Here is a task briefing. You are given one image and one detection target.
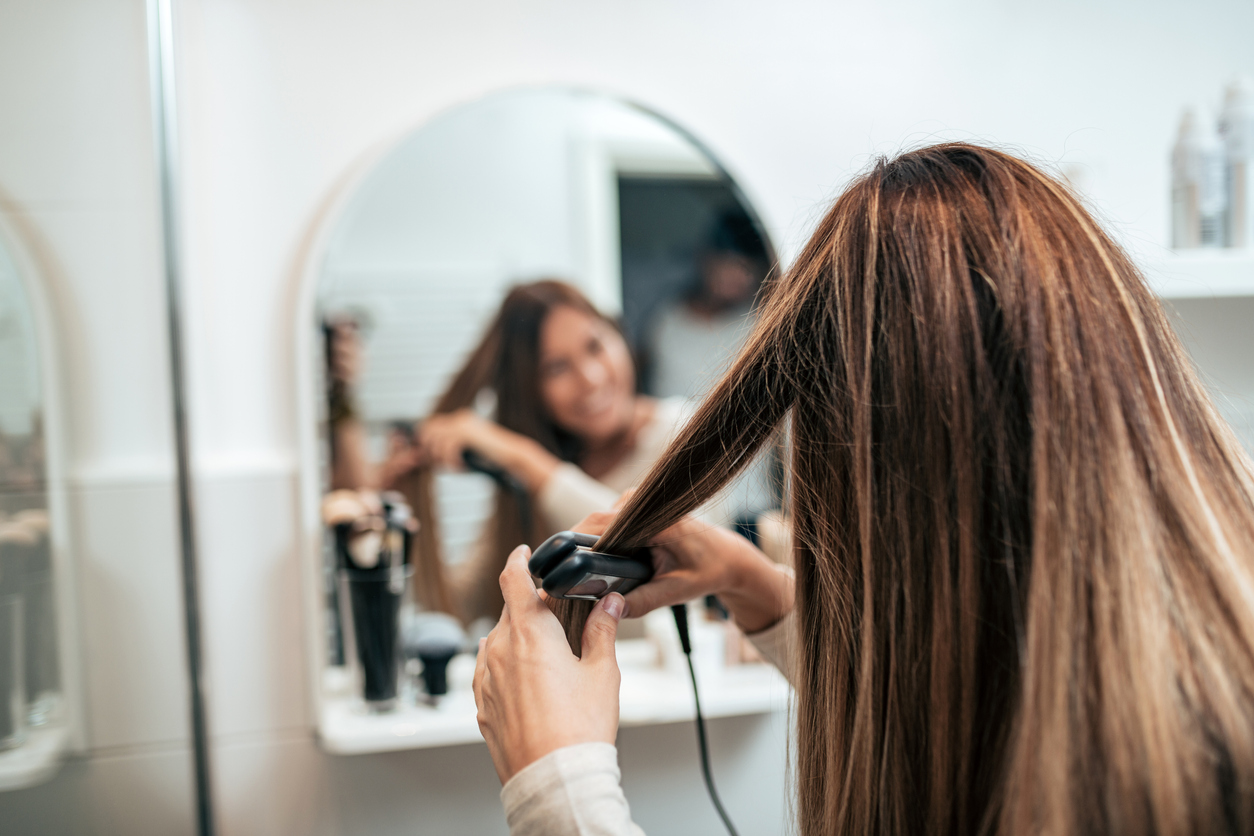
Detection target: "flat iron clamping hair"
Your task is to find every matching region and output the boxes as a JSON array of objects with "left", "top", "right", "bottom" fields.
[{"left": 529, "top": 531, "right": 653, "bottom": 600}]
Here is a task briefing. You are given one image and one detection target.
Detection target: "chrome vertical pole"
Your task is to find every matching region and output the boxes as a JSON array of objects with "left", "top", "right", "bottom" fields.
[{"left": 144, "top": 1, "right": 215, "bottom": 833}]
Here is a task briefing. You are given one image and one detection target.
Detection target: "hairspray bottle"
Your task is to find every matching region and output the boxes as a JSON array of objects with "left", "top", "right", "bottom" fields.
[
  {"left": 1173, "top": 106, "right": 1229, "bottom": 249},
  {"left": 1220, "top": 77, "right": 1254, "bottom": 248}
]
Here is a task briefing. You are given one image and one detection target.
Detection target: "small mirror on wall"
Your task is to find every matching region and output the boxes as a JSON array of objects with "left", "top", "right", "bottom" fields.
[
  {"left": 0, "top": 225, "right": 77, "bottom": 790},
  {"left": 306, "top": 88, "right": 778, "bottom": 722}
]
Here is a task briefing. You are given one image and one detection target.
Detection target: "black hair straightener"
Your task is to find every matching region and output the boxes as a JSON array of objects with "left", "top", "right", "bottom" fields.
[
  {"left": 528, "top": 531, "right": 653, "bottom": 600},
  {"left": 530, "top": 528, "right": 741, "bottom": 836},
  {"left": 461, "top": 448, "right": 534, "bottom": 536}
]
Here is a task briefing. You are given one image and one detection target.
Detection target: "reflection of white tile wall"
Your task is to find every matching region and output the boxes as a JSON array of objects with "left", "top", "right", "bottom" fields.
[
  {"left": 321, "top": 267, "right": 507, "bottom": 422},
  {"left": 433, "top": 472, "right": 495, "bottom": 565}
]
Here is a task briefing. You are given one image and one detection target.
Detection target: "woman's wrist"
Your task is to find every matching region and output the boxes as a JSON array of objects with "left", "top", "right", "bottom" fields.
[
  {"left": 718, "top": 544, "right": 794, "bottom": 634},
  {"left": 482, "top": 425, "right": 560, "bottom": 493}
]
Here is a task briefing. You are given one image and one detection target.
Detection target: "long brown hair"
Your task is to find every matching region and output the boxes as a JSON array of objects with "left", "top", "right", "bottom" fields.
[
  {"left": 407, "top": 280, "right": 619, "bottom": 621},
  {"left": 567, "top": 144, "right": 1254, "bottom": 834}
]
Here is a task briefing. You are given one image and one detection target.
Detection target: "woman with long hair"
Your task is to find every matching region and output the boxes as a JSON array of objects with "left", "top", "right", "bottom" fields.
[
  {"left": 397, "top": 279, "right": 721, "bottom": 621},
  {"left": 473, "top": 143, "right": 1254, "bottom": 835}
]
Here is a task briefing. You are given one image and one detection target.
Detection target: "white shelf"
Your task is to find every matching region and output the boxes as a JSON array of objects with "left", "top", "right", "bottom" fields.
[
  {"left": 319, "top": 633, "right": 791, "bottom": 756},
  {"left": 0, "top": 725, "right": 68, "bottom": 792},
  {"left": 1145, "top": 251, "right": 1254, "bottom": 298}
]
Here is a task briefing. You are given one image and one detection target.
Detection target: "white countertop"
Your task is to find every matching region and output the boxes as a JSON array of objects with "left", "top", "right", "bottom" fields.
[
  {"left": 319, "top": 621, "right": 791, "bottom": 755},
  {"left": 0, "top": 725, "right": 68, "bottom": 792},
  {"left": 1145, "top": 251, "right": 1254, "bottom": 298}
]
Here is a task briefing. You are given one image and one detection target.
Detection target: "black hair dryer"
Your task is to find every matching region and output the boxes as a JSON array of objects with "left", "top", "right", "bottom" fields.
[{"left": 334, "top": 492, "right": 414, "bottom": 712}]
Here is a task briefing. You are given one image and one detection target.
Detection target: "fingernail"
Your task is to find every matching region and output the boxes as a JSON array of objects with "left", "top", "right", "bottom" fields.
[{"left": 600, "top": 593, "right": 624, "bottom": 620}]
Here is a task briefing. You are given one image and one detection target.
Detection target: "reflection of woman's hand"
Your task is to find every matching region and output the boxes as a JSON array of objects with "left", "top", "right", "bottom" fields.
[
  {"left": 376, "top": 430, "right": 425, "bottom": 489},
  {"left": 572, "top": 511, "right": 794, "bottom": 634},
  {"left": 319, "top": 489, "right": 388, "bottom": 568},
  {"left": 417, "top": 409, "right": 496, "bottom": 470},
  {"left": 473, "top": 545, "right": 624, "bottom": 784},
  {"left": 416, "top": 409, "right": 560, "bottom": 492}
]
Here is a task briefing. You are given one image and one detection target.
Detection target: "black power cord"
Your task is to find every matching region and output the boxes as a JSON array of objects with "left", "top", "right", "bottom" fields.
[{"left": 670, "top": 604, "right": 740, "bottom": 836}]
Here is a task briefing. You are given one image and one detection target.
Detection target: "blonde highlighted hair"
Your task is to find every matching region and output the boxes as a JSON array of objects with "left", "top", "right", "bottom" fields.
[{"left": 554, "top": 144, "right": 1254, "bottom": 835}]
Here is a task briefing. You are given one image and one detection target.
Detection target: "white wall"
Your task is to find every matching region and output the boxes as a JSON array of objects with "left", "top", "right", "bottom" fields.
[
  {"left": 1, "top": 0, "right": 1252, "bottom": 833},
  {"left": 0, "top": 1, "right": 196, "bottom": 833}
]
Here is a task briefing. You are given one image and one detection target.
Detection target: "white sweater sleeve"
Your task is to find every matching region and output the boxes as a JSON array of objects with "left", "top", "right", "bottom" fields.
[
  {"left": 501, "top": 742, "right": 646, "bottom": 836},
  {"left": 537, "top": 459, "right": 728, "bottom": 532},
  {"left": 499, "top": 610, "right": 797, "bottom": 835},
  {"left": 744, "top": 607, "right": 796, "bottom": 684},
  {"left": 536, "top": 463, "right": 623, "bottom": 530}
]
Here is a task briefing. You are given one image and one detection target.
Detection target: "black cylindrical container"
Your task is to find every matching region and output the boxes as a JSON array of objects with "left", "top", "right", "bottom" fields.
[
  {"left": 334, "top": 492, "right": 414, "bottom": 711},
  {"left": 343, "top": 565, "right": 403, "bottom": 709}
]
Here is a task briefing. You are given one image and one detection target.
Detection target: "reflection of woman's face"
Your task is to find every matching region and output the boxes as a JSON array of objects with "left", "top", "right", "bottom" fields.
[{"left": 538, "top": 305, "right": 636, "bottom": 445}]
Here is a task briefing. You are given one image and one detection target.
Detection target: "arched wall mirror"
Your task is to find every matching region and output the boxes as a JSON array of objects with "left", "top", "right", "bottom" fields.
[
  {"left": 0, "top": 221, "right": 81, "bottom": 789},
  {"left": 299, "top": 88, "right": 786, "bottom": 751}
]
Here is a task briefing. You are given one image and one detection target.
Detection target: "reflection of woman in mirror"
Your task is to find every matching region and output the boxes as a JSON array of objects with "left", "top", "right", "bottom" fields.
[
  {"left": 401, "top": 280, "right": 720, "bottom": 623},
  {"left": 475, "top": 144, "right": 1254, "bottom": 836}
]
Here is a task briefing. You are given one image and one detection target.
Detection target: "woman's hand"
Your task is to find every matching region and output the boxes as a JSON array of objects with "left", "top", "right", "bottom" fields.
[
  {"left": 416, "top": 409, "right": 560, "bottom": 492},
  {"left": 417, "top": 409, "right": 497, "bottom": 470},
  {"left": 572, "top": 512, "right": 794, "bottom": 634},
  {"left": 473, "top": 544, "right": 625, "bottom": 785},
  {"left": 375, "top": 429, "right": 425, "bottom": 489}
]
